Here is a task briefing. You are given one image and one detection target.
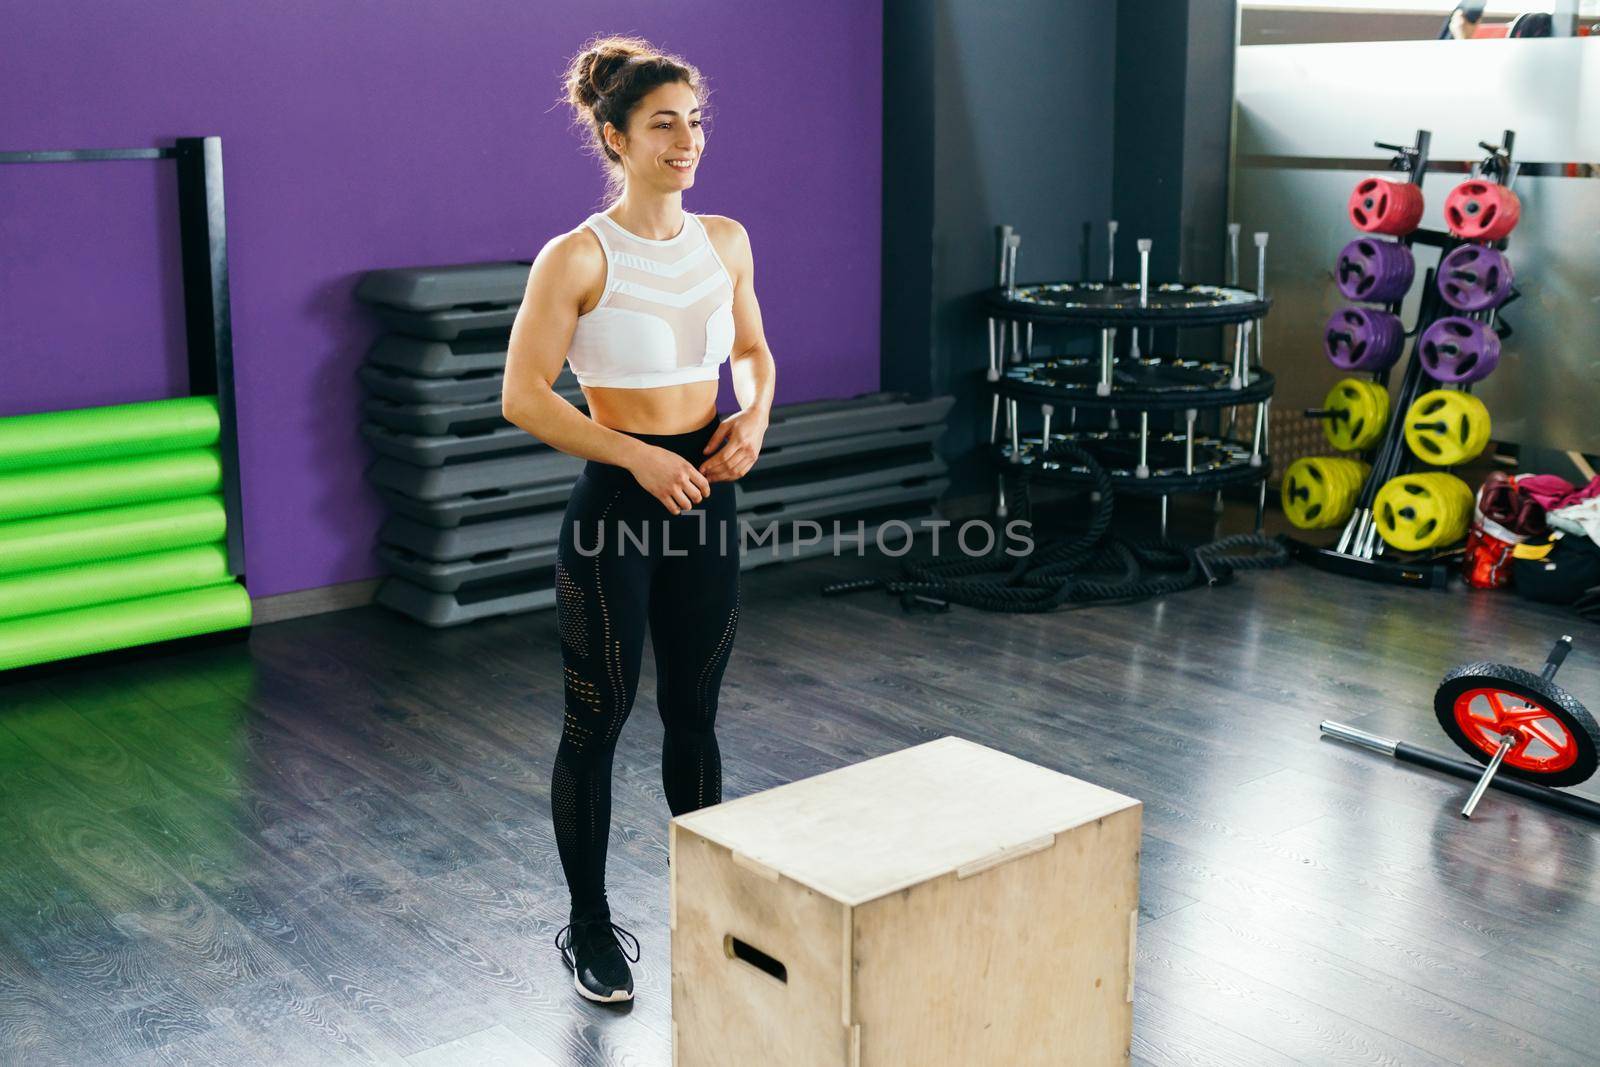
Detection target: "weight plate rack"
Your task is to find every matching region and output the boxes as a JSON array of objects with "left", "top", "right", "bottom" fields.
[
  {"left": 1288, "top": 128, "right": 1523, "bottom": 589},
  {"left": 982, "top": 219, "right": 1276, "bottom": 534}
]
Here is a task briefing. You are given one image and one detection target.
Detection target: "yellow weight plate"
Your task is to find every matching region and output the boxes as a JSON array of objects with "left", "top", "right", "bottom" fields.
[
  {"left": 1373, "top": 472, "right": 1472, "bottom": 552},
  {"left": 1281, "top": 457, "right": 1371, "bottom": 530},
  {"left": 1404, "top": 390, "right": 1491, "bottom": 466},
  {"left": 1323, "top": 379, "right": 1390, "bottom": 452}
]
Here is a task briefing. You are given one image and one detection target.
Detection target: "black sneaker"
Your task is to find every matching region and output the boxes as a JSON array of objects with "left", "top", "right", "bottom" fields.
[{"left": 555, "top": 917, "right": 641, "bottom": 1003}]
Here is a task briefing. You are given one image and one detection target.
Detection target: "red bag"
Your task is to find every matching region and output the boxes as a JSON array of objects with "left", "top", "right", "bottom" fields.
[
  {"left": 1462, "top": 473, "right": 1545, "bottom": 590},
  {"left": 1462, "top": 525, "right": 1517, "bottom": 589}
]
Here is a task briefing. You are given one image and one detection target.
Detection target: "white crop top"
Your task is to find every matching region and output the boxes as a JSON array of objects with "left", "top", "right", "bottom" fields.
[{"left": 566, "top": 211, "right": 736, "bottom": 389}]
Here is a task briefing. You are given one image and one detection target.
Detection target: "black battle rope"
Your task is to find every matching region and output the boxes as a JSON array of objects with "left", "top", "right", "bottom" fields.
[{"left": 819, "top": 439, "right": 1290, "bottom": 613}]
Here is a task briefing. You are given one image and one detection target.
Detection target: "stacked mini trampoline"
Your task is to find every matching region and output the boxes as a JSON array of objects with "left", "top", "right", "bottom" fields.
[
  {"left": 356, "top": 259, "right": 954, "bottom": 625},
  {"left": 983, "top": 222, "right": 1275, "bottom": 534}
]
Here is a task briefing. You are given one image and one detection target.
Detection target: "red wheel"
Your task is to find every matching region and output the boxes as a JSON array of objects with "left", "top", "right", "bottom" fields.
[
  {"left": 1348, "top": 177, "right": 1425, "bottom": 235},
  {"left": 1435, "top": 663, "right": 1600, "bottom": 787}
]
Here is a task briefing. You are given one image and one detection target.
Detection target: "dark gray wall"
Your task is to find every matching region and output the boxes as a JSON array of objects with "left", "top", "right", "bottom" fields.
[
  {"left": 1113, "top": 0, "right": 1238, "bottom": 288},
  {"left": 881, "top": 0, "right": 937, "bottom": 398},
  {"left": 885, "top": 0, "right": 1118, "bottom": 503},
  {"left": 1181, "top": 2, "right": 1241, "bottom": 290},
  {"left": 1111, "top": 0, "right": 1190, "bottom": 285},
  {"left": 884, "top": 0, "right": 1235, "bottom": 505}
]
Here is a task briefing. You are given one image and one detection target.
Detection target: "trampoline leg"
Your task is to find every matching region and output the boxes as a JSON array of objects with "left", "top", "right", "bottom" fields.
[
  {"left": 1135, "top": 411, "right": 1150, "bottom": 480},
  {"left": 1184, "top": 409, "right": 1196, "bottom": 475}
]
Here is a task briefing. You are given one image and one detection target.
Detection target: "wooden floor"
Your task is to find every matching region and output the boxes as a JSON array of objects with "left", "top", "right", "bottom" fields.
[{"left": 2, "top": 528, "right": 1598, "bottom": 1065}]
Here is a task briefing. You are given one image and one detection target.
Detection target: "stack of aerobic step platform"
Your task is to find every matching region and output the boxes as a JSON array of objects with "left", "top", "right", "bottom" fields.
[{"left": 356, "top": 259, "right": 952, "bottom": 627}]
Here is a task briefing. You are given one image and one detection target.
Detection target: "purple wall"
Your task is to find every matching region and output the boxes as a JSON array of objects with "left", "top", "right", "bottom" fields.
[{"left": 1, "top": 2, "right": 882, "bottom": 598}]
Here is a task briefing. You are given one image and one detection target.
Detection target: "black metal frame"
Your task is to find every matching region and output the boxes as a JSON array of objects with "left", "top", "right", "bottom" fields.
[
  {"left": 1291, "top": 129, "right": 1518, "bottom": 589},
  {"left": 0, "top": 138, "right": 250, "bottom": 676}
]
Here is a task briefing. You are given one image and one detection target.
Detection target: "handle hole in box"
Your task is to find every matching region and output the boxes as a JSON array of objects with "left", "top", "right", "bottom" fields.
[{"left": 724, "top": 934, "right": 787, "bottom": 984}]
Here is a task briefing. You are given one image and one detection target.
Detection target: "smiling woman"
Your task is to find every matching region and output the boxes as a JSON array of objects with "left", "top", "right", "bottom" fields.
[{"left": 494, "top": 33, "right": 778, "bottom": 1007}]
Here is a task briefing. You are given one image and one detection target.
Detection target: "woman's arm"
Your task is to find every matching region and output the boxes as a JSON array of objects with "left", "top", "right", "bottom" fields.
[
  {"left": 724, "top": 219, "right": 775, "bottom": 418},
  {"left": 501, "top": 233, "right": 650, "bottom": 468},
  {"left": 700, "top": 218, "right": 775, "bottom": 482}
]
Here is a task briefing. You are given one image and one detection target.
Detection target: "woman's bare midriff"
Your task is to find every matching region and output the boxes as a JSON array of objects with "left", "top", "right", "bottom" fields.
[{"left": 580, "top": 380, "right": 719, "bottom": 436}]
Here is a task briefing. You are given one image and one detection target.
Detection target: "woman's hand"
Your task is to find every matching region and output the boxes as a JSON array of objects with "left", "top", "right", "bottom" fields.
[
  {"left": 699, "top": 408, "right": 769, "bottom": 483},
  {"left": 630, "top": 445, "right": 712, "bottom": 515}
]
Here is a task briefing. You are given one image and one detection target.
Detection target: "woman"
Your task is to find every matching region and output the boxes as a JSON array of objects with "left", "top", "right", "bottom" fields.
[{"left": 501, "top": 36, "right": 775, "bottom": 1004}]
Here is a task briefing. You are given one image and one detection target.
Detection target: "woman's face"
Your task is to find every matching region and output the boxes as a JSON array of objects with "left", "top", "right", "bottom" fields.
[{"left": 606, "top": 81, "right": 705, "bottom": 192}]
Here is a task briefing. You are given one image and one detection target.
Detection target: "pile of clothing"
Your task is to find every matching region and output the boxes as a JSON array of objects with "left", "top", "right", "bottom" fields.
[{"left": 1465, "top": 472, "right": 1600, "bottom": 621}]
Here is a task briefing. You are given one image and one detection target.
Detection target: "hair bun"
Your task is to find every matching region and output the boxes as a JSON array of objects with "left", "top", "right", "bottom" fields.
[
  {"left": 587, "top": 42, "right": 643, "bottom": 97},
  {"left": 561, "top": 35, "right": 707, "bottom": 201}
]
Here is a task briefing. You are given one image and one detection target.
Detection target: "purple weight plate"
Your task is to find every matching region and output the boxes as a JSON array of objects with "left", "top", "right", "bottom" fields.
[
  {"left": 1418, "top": 316, "right": 1501, "bottom": 383},
  {"left": 1437, "top": 244, "right": 1514, "bottom": 312},
  {"left": 1335, "top": 238, "right": 1415, "bottom": 303},
  {"left": 1323, "top": 306, "right": 1404, "bottom": 372}
]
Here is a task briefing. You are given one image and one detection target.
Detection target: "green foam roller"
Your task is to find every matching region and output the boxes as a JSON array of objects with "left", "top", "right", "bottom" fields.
[
  {"left": 0, "top": 545, "right": 233, "bottom": 621},
  {"left": 0, "top": 397, "right": 220, "bottom": 472},
  {"left": 0, "top": 583, "right": 252, "bottom": 671},
  {"left": 0, "top": 496, "right": 226, "bottom": 576},
  {"left": 0, "top": 448, "right": 222, "bottom": 521}
]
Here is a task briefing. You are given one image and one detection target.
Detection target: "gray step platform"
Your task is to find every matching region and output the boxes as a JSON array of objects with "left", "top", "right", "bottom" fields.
[
  {"left": 360, "top": 364, "right": 504, "bottom": 404},
  {"left": 364, "top": 397, "right": 507, "bottom": 437},
  {"left": 356, "top": 261, "right": 531, "bottom": 312},
  {"left": 371, "top": 304, "right": 517, "bottom": 341},
  {"left": 377, "top": 479, "right": 576, "bottom": 528},
  {"left": 363, "top": 386, "right": 588, "bottom": 436},
  {"left": 366, "top": 336, "right": 508, "bottom": 377},
  {"left": 380, "top": 470, "right": 951, "bottom": 565},
  {"left": 371, "top": 449, "right": 943, "bottom": 528},
  {"left": 377, "top": 542, "right": 560, "bottom": 593},
  {"left": 738, "top": 480, "right": 949, "bottom": 571},
  {"left": 737, "top": 448, "right": 945, "bottom": 510},
  {"left": 364, "top": 417, "right": 939, "bottom": 482},
  {"left": 358, "top": 364, "right": 582, "bottom": 406},
  {"left": 375, "top": 571, "right": 557, "bottom": 628},
  {"left": 379, "top": 506, "right": 568, "bottom": 561},
  {"left": 362, "top": 394, "right": 949, "bottom": 452},
  {"left": 365, "top": 449, "right": 584, "bottom": 501},
  {"left": 361, "top": 422, "right": 544, "bottom": 467},
  {"left": 374, "top": 480, "right": 948, "bottom": 626},
  {"left": 762, "top": 393, "right": 954, "bottom": 448},
  {"left": 740, "top": 477, "right": 948, "bottom": 527},
  {"left": 754, "top": 422, "right": 944, "bottom": 473}
]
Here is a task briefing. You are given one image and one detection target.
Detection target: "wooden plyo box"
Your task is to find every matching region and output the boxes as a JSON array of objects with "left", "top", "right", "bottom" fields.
[{"left": 669, "top": 735, "right": 1142, "bottom": 1067}]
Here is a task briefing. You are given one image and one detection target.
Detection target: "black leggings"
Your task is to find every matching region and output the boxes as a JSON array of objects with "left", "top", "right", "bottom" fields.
[{"left": 551, "top": 413, "right": 740, "bottom": 920}]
